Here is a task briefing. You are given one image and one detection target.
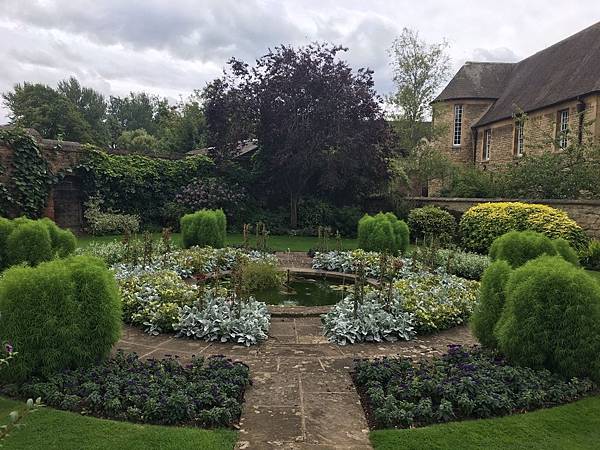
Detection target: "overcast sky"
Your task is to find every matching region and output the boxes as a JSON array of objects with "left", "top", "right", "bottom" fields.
[{"left": 0, "top": 0, "right": 599, "bottom": 123}]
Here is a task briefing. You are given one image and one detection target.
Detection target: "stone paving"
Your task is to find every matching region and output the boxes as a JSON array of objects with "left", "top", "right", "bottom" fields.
[{"left": 116, "top": 320, "right": 477, "bottom": 450}]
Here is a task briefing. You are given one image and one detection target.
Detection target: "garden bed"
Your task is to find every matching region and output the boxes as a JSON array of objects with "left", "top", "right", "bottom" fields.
[{"left": 352, "top": 345, "right": 596, "bottom": 430}]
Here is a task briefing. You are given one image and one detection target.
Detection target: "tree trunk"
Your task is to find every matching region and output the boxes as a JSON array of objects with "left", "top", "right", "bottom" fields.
[{"left": 290, "top": 192, "right": 299, "bottom": 228}]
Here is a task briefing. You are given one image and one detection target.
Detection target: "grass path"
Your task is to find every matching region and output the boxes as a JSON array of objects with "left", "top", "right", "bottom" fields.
[
  {"left": 370, "top": 395, "right": 600, "bottom": 450},
  {"left": 77, "top": 232, "right": 357, "bottom": 252},
  {"left": 0, "top": 397, "right": 237, "bottom": 450}
]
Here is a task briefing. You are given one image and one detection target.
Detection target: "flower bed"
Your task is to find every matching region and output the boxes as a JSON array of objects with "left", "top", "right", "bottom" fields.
[
  {"left": 354, "top": 345, "right": 595, "bottom": 429},
  {"left": 312, "top": 250, "right": 419, "bottom": 278},
  {"left": 13, "top": 352, "right": 250, "bottom": 428}
]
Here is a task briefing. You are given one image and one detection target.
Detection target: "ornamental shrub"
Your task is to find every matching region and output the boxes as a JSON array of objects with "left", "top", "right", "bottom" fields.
[
  {"left": 408, "top": 206, "right": 456, "bottom": 244},
  {"left": 241, "top": 260, "right": 283, "bottom": 292},
  {"left": 6, "top": 220, "right": 53, "bottom": 267},
  {"left": 552, "top": 238, "right": 580, "bottom": 266},
  {"left": 0, "top": 256, "right": 121, "bottom": 382},
  {"left": 181, "top": 209, "right": 226, "bottom": 249},
  {"left": 357, "top": 212, "right": 409, "bottom": 255},
  {"left": 459, "top": 202, "right": 588, "bottom": 253},
  {"left": 489, "top": 231, "right": 556, "bottom": 268},
  {"left": 3, "top": 217, "right": 77, "bottom": 269},
  {"left": 470, "top": 260, "right": 512, "bottom": 348},
  {"left": 495, "top": 256, "right": 600, "bottom": 381}
]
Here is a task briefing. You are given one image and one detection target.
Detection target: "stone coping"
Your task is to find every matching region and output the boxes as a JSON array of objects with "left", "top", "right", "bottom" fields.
[{"left": 406, "top": 196, "right": 600, "bottom": 206}]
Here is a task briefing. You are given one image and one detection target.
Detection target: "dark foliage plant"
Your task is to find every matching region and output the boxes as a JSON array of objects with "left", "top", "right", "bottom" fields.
[
  {"left": 14, "top": 352, "right": 251, "bottom": 428},
  {"left": 581, "top": 240, "right": 600, "bottom": 271},
  {"left": 496, "top": 256, "right": 600, "bottom": 382},
  {"left": 176, "top": 177, "right": 246, "bottom": 218},
  {"left": 353, "top": 345, "right": 595, "bottom": 430},
  {"left": 0, "top": 255, "right": 121, "bottom": 382}
]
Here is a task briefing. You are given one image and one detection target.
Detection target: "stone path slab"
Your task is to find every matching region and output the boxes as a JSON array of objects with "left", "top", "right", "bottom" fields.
[{"left": 116, "top": 318, "right": 477, "bottom": 450}]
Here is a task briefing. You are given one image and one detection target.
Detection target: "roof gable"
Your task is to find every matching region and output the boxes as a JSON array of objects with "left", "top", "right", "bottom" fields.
[{"left": 433, "top": 62, "right": 514, "bottom": 102}]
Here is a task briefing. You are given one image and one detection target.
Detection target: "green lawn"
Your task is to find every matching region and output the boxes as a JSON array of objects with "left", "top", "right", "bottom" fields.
[
  {"left": 77, "top": 232, "right": 357, "bottom": 252},
  {"left": 370, "top": 395, "right": 600, "bottom": 450},
  {"left": 0, "top": 397, "right": 237, "bottom": 450}
]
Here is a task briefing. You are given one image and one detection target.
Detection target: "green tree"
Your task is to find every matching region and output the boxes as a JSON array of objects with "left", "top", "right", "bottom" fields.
[
  {"left": 116, "top": 128, "right": 161, "bottom": 154},
  {"left": 388, "top": 28, "right": 450, "bottom": 148},
  {"left": 2, "top": 82, "right": 93, "bottom": 143},
  {"left": 57, "top": 77, "right": 109, "bottom": 145}
]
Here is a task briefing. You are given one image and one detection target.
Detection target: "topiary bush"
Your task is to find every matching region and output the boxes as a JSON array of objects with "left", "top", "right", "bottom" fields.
[
  {"left": 0, "top": 255, "right": 121, "bottom": 382},
  {"left": 6, "top": 220, "right": 53, "bottom": 267},
  {"left": 181, "top": 209, "right": 226, "bottom": 249},
  {"left": 357, "top": 212, "right": 409, "bottom": 255},
  {"left": 552, "top": 238, "right": 580, "bottom": 266},
  {"left": 408, "top": 205, "right": 456, "bottom": 244},
  {"left": 470, "top": 260, "right": 512, "bottom": 348},
  {"left": 495, "top": 256, "right": 600, "bottom": 381},
  {"left": 1, "top": 217, "right": 77, "bottom": 270},
  {"left": 489, "top": 231, "right": 556, "bottom": 268},
  {"left": 459, "top": 202, "right": 589, "bottom": 253}
]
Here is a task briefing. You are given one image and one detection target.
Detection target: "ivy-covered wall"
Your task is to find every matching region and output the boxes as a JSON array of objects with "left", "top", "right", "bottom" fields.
[{"left": 0, "top": 128, "right": 214, "bottom": 230}]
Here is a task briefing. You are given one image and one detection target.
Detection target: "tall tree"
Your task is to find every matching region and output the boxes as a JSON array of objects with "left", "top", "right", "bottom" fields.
[
  {"left": 57, "top": 77, "right": 109, "bottom": 145},
  {"left": 2, "top": 82, "right": 94, "bottom": 143},
  {"left": 204, "top": 43, "right": 391, "bottom": 227},
  {"left": 107, "top": 92, "right": 167, "bottom": 145},
  {"left": 388, "top": 28, "right": 450, "bottom": 148}
]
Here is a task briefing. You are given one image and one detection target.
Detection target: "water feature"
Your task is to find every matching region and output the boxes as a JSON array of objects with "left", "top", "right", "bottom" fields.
[{"left": 256, "top": 276, "right": 348, "bottom": 306}]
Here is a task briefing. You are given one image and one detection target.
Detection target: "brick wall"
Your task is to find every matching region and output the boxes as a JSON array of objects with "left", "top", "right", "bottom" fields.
[{"left": 406, "top": 196, "right": 600, "bottom": 239}]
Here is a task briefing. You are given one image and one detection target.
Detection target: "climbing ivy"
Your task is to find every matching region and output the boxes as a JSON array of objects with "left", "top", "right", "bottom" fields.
[
  {"left": 0, "top": 128, "right": 53, "bottom": 217},
  {"left": 76, "top": 146, "right": 214, "bottom": 225}
]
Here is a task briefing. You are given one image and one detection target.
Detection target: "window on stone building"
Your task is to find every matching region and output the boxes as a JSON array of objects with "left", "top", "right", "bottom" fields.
[
  {"left": 558, "top": 109, "right": 569, "bottom": 149},
  {"left": 453, "top": 104, "right": 463, "bottom": 146},
  {"left": 515, "top": 121, "right": 524, "bottom": 156},
  {"left": 483, "top": 129, "right": 492, "bottom": 161}
]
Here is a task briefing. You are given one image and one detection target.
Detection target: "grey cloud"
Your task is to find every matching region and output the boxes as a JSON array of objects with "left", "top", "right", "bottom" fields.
[{"left": 471, "top": 47, "right": 521, "bottom": 63}]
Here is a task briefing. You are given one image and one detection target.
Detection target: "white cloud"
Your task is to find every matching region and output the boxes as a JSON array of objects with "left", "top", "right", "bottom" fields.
[{"left": 0, "top": 0, "right": 599, "bottom": 122}]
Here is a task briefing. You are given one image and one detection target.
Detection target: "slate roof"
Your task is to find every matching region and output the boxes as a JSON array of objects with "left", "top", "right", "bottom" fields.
[{"left": 435, "top": 21, "right": 600, "bottom": 127}]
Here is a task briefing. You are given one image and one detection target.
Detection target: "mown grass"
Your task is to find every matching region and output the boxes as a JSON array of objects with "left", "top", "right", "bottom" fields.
[
  {"left": 76, "top": 232, "right": 357, "bottom": 252},
  {"left": 370, "top": 395, "right": 600, "bottom": 450},
  {"left": 0, "top": 397, "right": 237, "bottom": 450}
]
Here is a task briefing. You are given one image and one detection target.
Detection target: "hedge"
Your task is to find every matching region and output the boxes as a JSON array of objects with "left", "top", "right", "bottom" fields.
[
  {"left": 181, "top": 209, "right": 227, "bottom": 249},
  {"left": 0, "top": 255, "right": 121, "bottom": 382},
  {"left": 459, "top": 202, "right": 588, "bottom": 253},
  {"left": 357, "top": 212, "right": 409, "bottom": 255},
  {"left": 495, "top": 256, "right": 600, "bottom": 382}
]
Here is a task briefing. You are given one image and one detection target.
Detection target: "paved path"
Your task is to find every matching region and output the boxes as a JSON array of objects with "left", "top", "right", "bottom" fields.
[{"left": 117, "top": 320, "right": 476, "bottom": 450}]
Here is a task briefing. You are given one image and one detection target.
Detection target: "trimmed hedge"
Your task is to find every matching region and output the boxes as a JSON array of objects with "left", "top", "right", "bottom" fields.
[
  {"left": 1, "top": 216, "right": 77, "bottom": 270},
  {"left": 459, "top": 202, "right": 588, "bottom": 253},
  {"left": 470, "top": 260, "right": 512, "bottom": 348},
  {"left": 180, "top": 209, "right": 226, "bottom": 249},
  {"left": 0, "top": 255, "right": 121, "bottom": 382},
  {"left": 357, "top": 212, "right": 409, "bottom": 255},
  {"left": 489, "top": 231, "right": 580, "bottom": 268},
  {"left": 408, "top": 205, "right": 456, "bottom": 244},
  {"left": 496, "top": 256, "right": 600, "bottom": 381}
]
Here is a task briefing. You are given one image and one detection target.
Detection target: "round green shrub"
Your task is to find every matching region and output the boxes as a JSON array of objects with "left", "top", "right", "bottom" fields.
[
  {"left": 470, "top": 260, "right": 512, "bottom": 348},
  {"left": 241, "top": 261, "right": 283, "bottom": 292},
  {"left": 552, "top": 238, "right": 579, "bottom": 266},
  {"left": 6, "top": 221, "right": 53, "bottom": 266},
  {"left": 408, "top": 205, "right": 456, "bottom": 244},
  {"left": 459, "top": 202, "right": 589, "bottom": 253},
  {"left": 489, "top": 231, "right": 556, "bottom": 268},
  {"left": 581, "top": 240, "right": 600, "bottom": 271},
  {"left": 357, "top": 212, "right": 409, "bottom": 255},
  {"left": 41, "top": 217, "right": 77, "bottom": 257},
  {"left": 0, "top": 256, "right": 121, "bottom": 382},
  {"left": 495, "top": 256, "right": 600, "bottom": 381},
  {"left": 181, "top": 209, "right": 227, "bottom": 249}
]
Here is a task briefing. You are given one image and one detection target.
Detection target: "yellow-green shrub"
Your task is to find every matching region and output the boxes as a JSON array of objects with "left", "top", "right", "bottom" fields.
[
  {"left": 459, "top": 202, "right": 588, "bottom": 253},
  {"left": 180, "top": 209, "right": 226, "bottom": 249},
  {"left": 357, "top": 212, "right": 409, "bottom": 255}
]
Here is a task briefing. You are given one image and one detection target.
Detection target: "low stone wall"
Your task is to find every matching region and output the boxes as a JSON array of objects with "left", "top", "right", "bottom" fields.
[{"left": 406, "top": 197, "right": 600, "bottom": 239}]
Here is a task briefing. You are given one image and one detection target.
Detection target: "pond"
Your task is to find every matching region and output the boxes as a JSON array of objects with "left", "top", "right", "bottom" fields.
[{"left": 256, "top": 277, "right": 348, "bottom": 307}]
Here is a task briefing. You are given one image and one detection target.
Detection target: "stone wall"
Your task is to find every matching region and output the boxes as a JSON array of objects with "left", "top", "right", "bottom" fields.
[{"left": 405, "top": 196, "right": 600, "bottom": 239}]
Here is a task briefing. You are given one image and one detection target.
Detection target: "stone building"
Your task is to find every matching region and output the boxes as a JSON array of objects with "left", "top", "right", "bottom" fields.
[{"left": 432, "top": 21, "right": 600, "bottom": 171}]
